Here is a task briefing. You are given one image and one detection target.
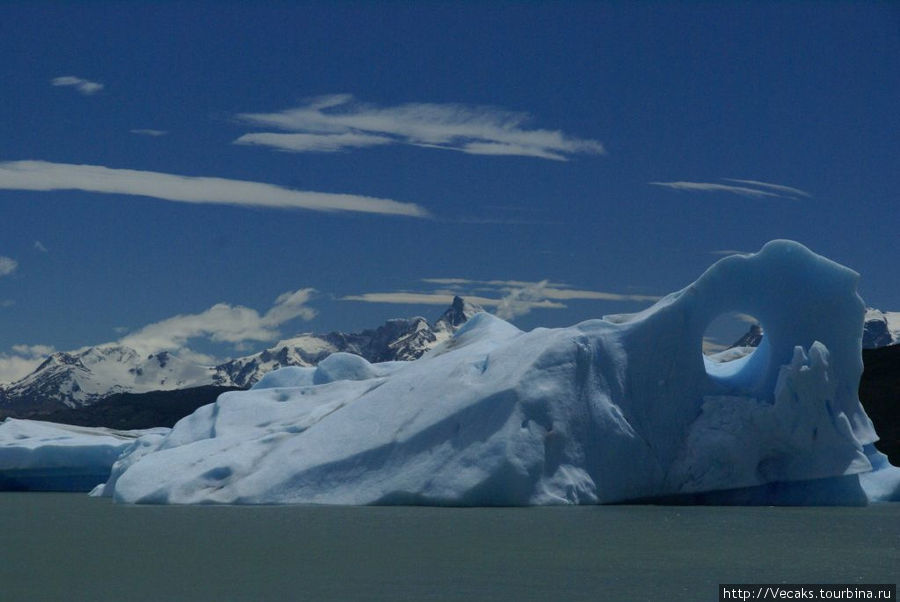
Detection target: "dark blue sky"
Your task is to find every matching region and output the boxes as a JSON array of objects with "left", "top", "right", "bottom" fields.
[{"left": 0, "top": 2, "right": 897, "bottom": 378}]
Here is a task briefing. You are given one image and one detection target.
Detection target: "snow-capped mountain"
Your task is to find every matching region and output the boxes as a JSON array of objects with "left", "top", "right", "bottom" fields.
[
  {"left": 863, "top": 308, "right": 900, "bottom": 349},
  {"left": 1, "top": 297, "right": 483, "bottom": 409},
  {"left": 3, "top": 347, "right": 217, "bottom": 408},
  {"left": 214, "top": 295, "right": 482, "bottom": 387}
]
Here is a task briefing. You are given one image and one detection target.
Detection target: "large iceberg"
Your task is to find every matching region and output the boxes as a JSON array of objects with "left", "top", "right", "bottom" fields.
[{"left": 89, "top": 240, "right": 897, "bottom": 505}]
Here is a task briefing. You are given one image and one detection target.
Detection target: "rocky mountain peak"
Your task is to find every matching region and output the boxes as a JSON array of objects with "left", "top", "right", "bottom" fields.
[{"left": 435, "top": 296, "right": 484, "bottom": 331}]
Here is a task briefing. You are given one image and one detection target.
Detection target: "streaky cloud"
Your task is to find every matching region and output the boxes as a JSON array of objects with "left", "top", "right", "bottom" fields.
[
  {"left": 0, "top": 256, "right": 17, "bottom": 277},
  {"left": 421, "top": 278, "right": 570, "bottom": 288},
  {"left": 343, "top": 277, "right": 658, "bottom": 321},
  {"left": 235, "top": 132, "right": 394, "bottom": 152},
  {"left": 459, "top": 142, "right": 567, "bottom": 161},
  {"left": 340, "top": 292, "right": 565, "bottom": 311},
  {"left": 0, "top": 160, "right": 430, "bottom": 218},
  {"left": 235, "top": 94, "right": 606, "bottom": 161},
  {"left": 722, "top": 178, "right": 811, "bottom": 198},
  {"left": 420, "top": 278, "right": 660, "bottom": 302},
  {"left": 650, "top": 178, "right": 809, "bottom": 200},
  {"left": 51, "top": 75, "right": 103, "bottom": 95},
  {"left": 130, "top": 129, "right": 168, "bottom": 137},
  {"left": 710, "top": 249, "right": 750, "bottom": 256},
  {"left": 119, "top": 288, "right": 318, "bottom": 356},
  {"left": 649, "top": 181, "right": 783, "bottom": 199}
]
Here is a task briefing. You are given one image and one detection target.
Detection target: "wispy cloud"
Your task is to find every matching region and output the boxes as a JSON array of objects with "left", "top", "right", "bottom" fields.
[
  {"left": 1, "top": 299, "right": 14, "bottom": 308},
  {"left": 118, "top": 288, "right": 318, "bottom": 356},
  {"left": 721, "top": 179, "right": 811, "bottom": 198},
  {"left": 234, "top": 94, "right": 606, "bottom": 161},
  {"left": 649, "top": 179, "right": 810, "bottom": 200},
  {"left": 34, "top": 241, "right": 48, "bottom": 253},
  {"left": 0, "top": 344, "right": 55, "bottom": 383},
  {"left": 493, "top": 281, "right": 556, "bottom": 319},
  {"left": 0, "top": 256, "right": 17, "bottom": 277},
  {"left": 709, "top": 249, "right": 749, "bottom": 256},
  {"left": 421, "top": 278, "right": 660, "bottom": 303},
  {"left": 343, "top": 277, "right": 659, "bottom": 321},
  {"left": 0, "top": 160, "right": 429, "bottom": 218},
  {"left": 650, "top": 181, "right": 781, "bottom": 199},
  {"left": 236, "top": 132, "right": 393, "bottom": 153},
  {"left": 130, "top": 129, "right": 168, "bottom": 137},
  {"left": 340, "top": 292, "right": 565, "bottom": 313},
  {"left": 51, "top": 75, "right": 104, "bottom": 95},
  {"left": 12, "top": 344, "right": 55, "bottom": 356},
  {"left": 0, "top": 290, "right": 320, "bottom": 382},
  {"left": 422, "top": 278, "right": 567, "bottom": 288}
]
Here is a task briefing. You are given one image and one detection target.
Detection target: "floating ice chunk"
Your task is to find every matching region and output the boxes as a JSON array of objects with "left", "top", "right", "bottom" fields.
[
  {"left": 0, "top": 418, "right": 168, "bottom": 491},
  {"left": 103, "top": 241, "right": 886, "bottom": 505}
]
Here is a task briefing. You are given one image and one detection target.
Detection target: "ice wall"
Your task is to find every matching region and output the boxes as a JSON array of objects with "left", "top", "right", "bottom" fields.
[
  {"left": 95, "top": 241, "right": 892, "bottom": 505},
  {"left": 0, "top": 419, "right": 167, "bottom": 491}
]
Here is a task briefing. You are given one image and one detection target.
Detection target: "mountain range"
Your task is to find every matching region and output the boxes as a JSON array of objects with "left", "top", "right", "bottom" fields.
[{"left": 0, "top": 296, "right": 482, "bottom": 412}]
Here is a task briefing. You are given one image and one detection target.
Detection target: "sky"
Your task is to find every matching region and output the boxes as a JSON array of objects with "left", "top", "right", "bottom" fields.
[{"left": 0, "top": 1, "right": 898, "bottom": 381}]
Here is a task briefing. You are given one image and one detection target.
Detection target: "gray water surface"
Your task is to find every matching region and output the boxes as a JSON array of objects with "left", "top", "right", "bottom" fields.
[{"left": 1, "top": 493, "right": 896, "bottom": 601}]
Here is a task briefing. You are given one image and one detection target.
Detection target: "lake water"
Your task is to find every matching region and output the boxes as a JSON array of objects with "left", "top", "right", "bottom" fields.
[{"left": 1, "top": 493, "right": 896, "bottom": 601}]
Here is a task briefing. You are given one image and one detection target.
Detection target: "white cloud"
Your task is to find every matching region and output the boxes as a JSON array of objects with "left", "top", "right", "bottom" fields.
[
  {"left": 342, "top": 292, "right": 478, "bottom": 305},
  {"left": 51, "top": 75, "right": 104, "bottom": 95},
  {"left": 0, "top": 256, "right": 17, "bottom": 277},
  {"left": 0, "top": 344, "right": 55, "bottom": 384},
  {"left": 420, "top": 278, "right": 660, "bottom": 302},
  {"left": 341, "top": 292, "right": 565, "bottom": 312},
  {"left": 130, "top": 129, "right": 168, "bottom": 137},
  {"left": 11, "top": 344, "right": 56, "bottom": 356},
  {"left": 531, "top": 287, "right": 660, "bottom": 303},
  {"left": 650, "top": 181, "right": 782, "bottom": 199},
  {"left": 343, "top": 277, "right": 658, "bottom": 321},
  {"left": 421, "top": 278, "right": 569, "bottom": 288},
  {"left": 118, "top": 288, "right": 317, "bottom": 356},
  {"left": 235, "top": 94, "right": 606, "bottom": 161},
  {"left": 0, "top": 160, "right": 429, "bottom": 218},
  {"left": 1, "top": 299, "right": 14, "bottom": 308},
  {"left": 235, "top": 132, "right": 394, "bottom": 152},
  {"left": 722, "top": 179, "right": 811, "bottom": 198},
  {"left": 650, "top": 179, "right": 810, "bottom": 200},
  {"left": 494, "top": 280, "right": 554, "bottom": 320},
  {"left": 710, "top": 249, "right": 749, "bottom": 256},
  {"left": 34, "top": 241, "right": 48, "bottom": 253}
]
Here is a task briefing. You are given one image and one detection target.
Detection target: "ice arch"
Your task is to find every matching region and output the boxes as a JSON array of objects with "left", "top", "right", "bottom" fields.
[{"left": 97, "top": 240, "right": 884, "bottom": 505}]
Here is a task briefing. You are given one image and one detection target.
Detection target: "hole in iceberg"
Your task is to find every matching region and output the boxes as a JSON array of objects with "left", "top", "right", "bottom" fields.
[{"left": 702, "top": 311, "right": 766, "bottom": 384}]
